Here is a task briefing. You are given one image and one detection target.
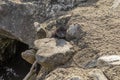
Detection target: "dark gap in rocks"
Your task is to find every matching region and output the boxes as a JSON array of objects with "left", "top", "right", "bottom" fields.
[
  {"left": 0, "top": 39, "right": 32, "bottom": 80},
  {"left": 54, "top": 27, "right": 67, "bottom": 39}
]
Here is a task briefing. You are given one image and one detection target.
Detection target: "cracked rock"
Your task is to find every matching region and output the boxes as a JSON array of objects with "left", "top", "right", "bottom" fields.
[
  {"left": 35, "top": 38, "right": 74, "bottom": 66},
  {"left": 34, "top": 38, "right": 74, "bottom": 79}
]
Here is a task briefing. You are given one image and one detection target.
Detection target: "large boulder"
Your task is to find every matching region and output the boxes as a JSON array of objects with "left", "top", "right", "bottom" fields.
[
  {"left": 34, "top": 38, "right": 74, "bottom": 79},
  {"left": 0, "top": 1, "right": 37, "bottom": 47},
  {"left": 34, "top": 38, "right": 74, "bottom": 66},
  {"left": 0, "top": 0, "right": 87, "bottom": 47}
]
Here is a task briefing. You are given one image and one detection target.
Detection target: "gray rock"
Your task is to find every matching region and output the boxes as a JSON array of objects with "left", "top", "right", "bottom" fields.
[
  {"left": 0, "top": 2, "right": 36, "bottom": 47},
  {"left": 34, "top": 38, "right": 57, "bottom": 49},
  {"left": 0, "top": 0, "right": 84, "bottom": 47},
  {"left": 35, "top": 14, "right": 72, "bottom": 38},
  {"left": 66, "top": 24, "right": 85, "bottom": 41}
]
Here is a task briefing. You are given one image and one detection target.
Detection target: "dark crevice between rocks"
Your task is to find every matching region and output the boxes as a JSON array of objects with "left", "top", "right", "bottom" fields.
[{"left": 0, "top": 38, "right": 32, "bottom": 80}]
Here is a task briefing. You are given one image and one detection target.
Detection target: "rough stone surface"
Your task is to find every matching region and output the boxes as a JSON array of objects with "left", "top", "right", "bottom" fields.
[
  {"left": 35, "top": 38, "right": 74, "bottom": 65},
  {"left": 1, "top": 0, "right": 120, "bottom": 80},
  {"left": 23, "top": 0, "right": 120, "bottom": 79},
  {"left": 35, "top": 14, "right": 72, "bottom": 39},
  {"left": 34, "top": 38, "right": 74, "bottom": 79},
  {"left": 21, "top": 49, "right": 36, "bottom": 64},
  {"left": 0, "top": 1, "right": 36, "bottom": 47},
  {"left": 66, "top": 24, "right": 85, "bottom": 41},
  {"left": 0, "top": 0, "right": 84, "bottom": 62},
  {"left": 0, "top": 0, "right": 85, "bottom": 47},
  {"left": 89, "top": 69, "right": 108, "bottom": 80}
]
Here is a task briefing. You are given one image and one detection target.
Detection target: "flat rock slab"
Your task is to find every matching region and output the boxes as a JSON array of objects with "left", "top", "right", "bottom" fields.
[{"left": 35, "top": 38, "right": 74, "bottom": 65}]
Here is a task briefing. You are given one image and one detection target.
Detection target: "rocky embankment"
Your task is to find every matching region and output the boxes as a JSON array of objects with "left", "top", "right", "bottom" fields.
[{"left": 0, "top": 0, "right": 120, "bottom": 80}]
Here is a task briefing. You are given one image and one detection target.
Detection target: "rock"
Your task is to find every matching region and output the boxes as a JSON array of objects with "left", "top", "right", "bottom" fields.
[
  {"left": 89, "top": 69, "right": 108, "bottom": 80},
  {"left": 34, "top": 22, "right": 47, "bottom": 39},
  {"left": 0, "top": 2, "right": 36, "bottom": 47},
  {"left": 39, "top": 0, "right": 87, "bottom": 17},
  {"left": 97, "top": 55, "right": 120, "bottom": 67},
  {"left": 36, "top": 14, "right": 72, "bottom": 38},
  {"left": 21, "top": 49, "right": 36, "bottom": 64},
  {"left": 34, "top": 38, "right": 74, "bottom": 79},
  {"left": 56, "top": 0, "right": 88, "bottom": 10},
  {"left": 34, "top": 38, "right": 57, "bottom": 49},
  {"left": 66, "top": 24, "right": 85, "bottom": 41},
  {"left": 35, "top": 38, "right": 74, "bottom": 66}
]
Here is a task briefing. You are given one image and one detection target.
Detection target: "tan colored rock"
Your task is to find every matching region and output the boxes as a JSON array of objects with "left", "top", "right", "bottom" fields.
[
  {"left": 34, "top": 14, "right": 72, "bottom": 38},
  {"left": 21, "top": 49, "right": 36, "bottom": 64},
  {"left": 89, "top": 69, "right": 108, "bottom": 80},
  {"left": 34, "top": 38, "right": 56, "bottom": 49},
  {"left": 34, "top": 38, "right": 74, "bottom": 79}
]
